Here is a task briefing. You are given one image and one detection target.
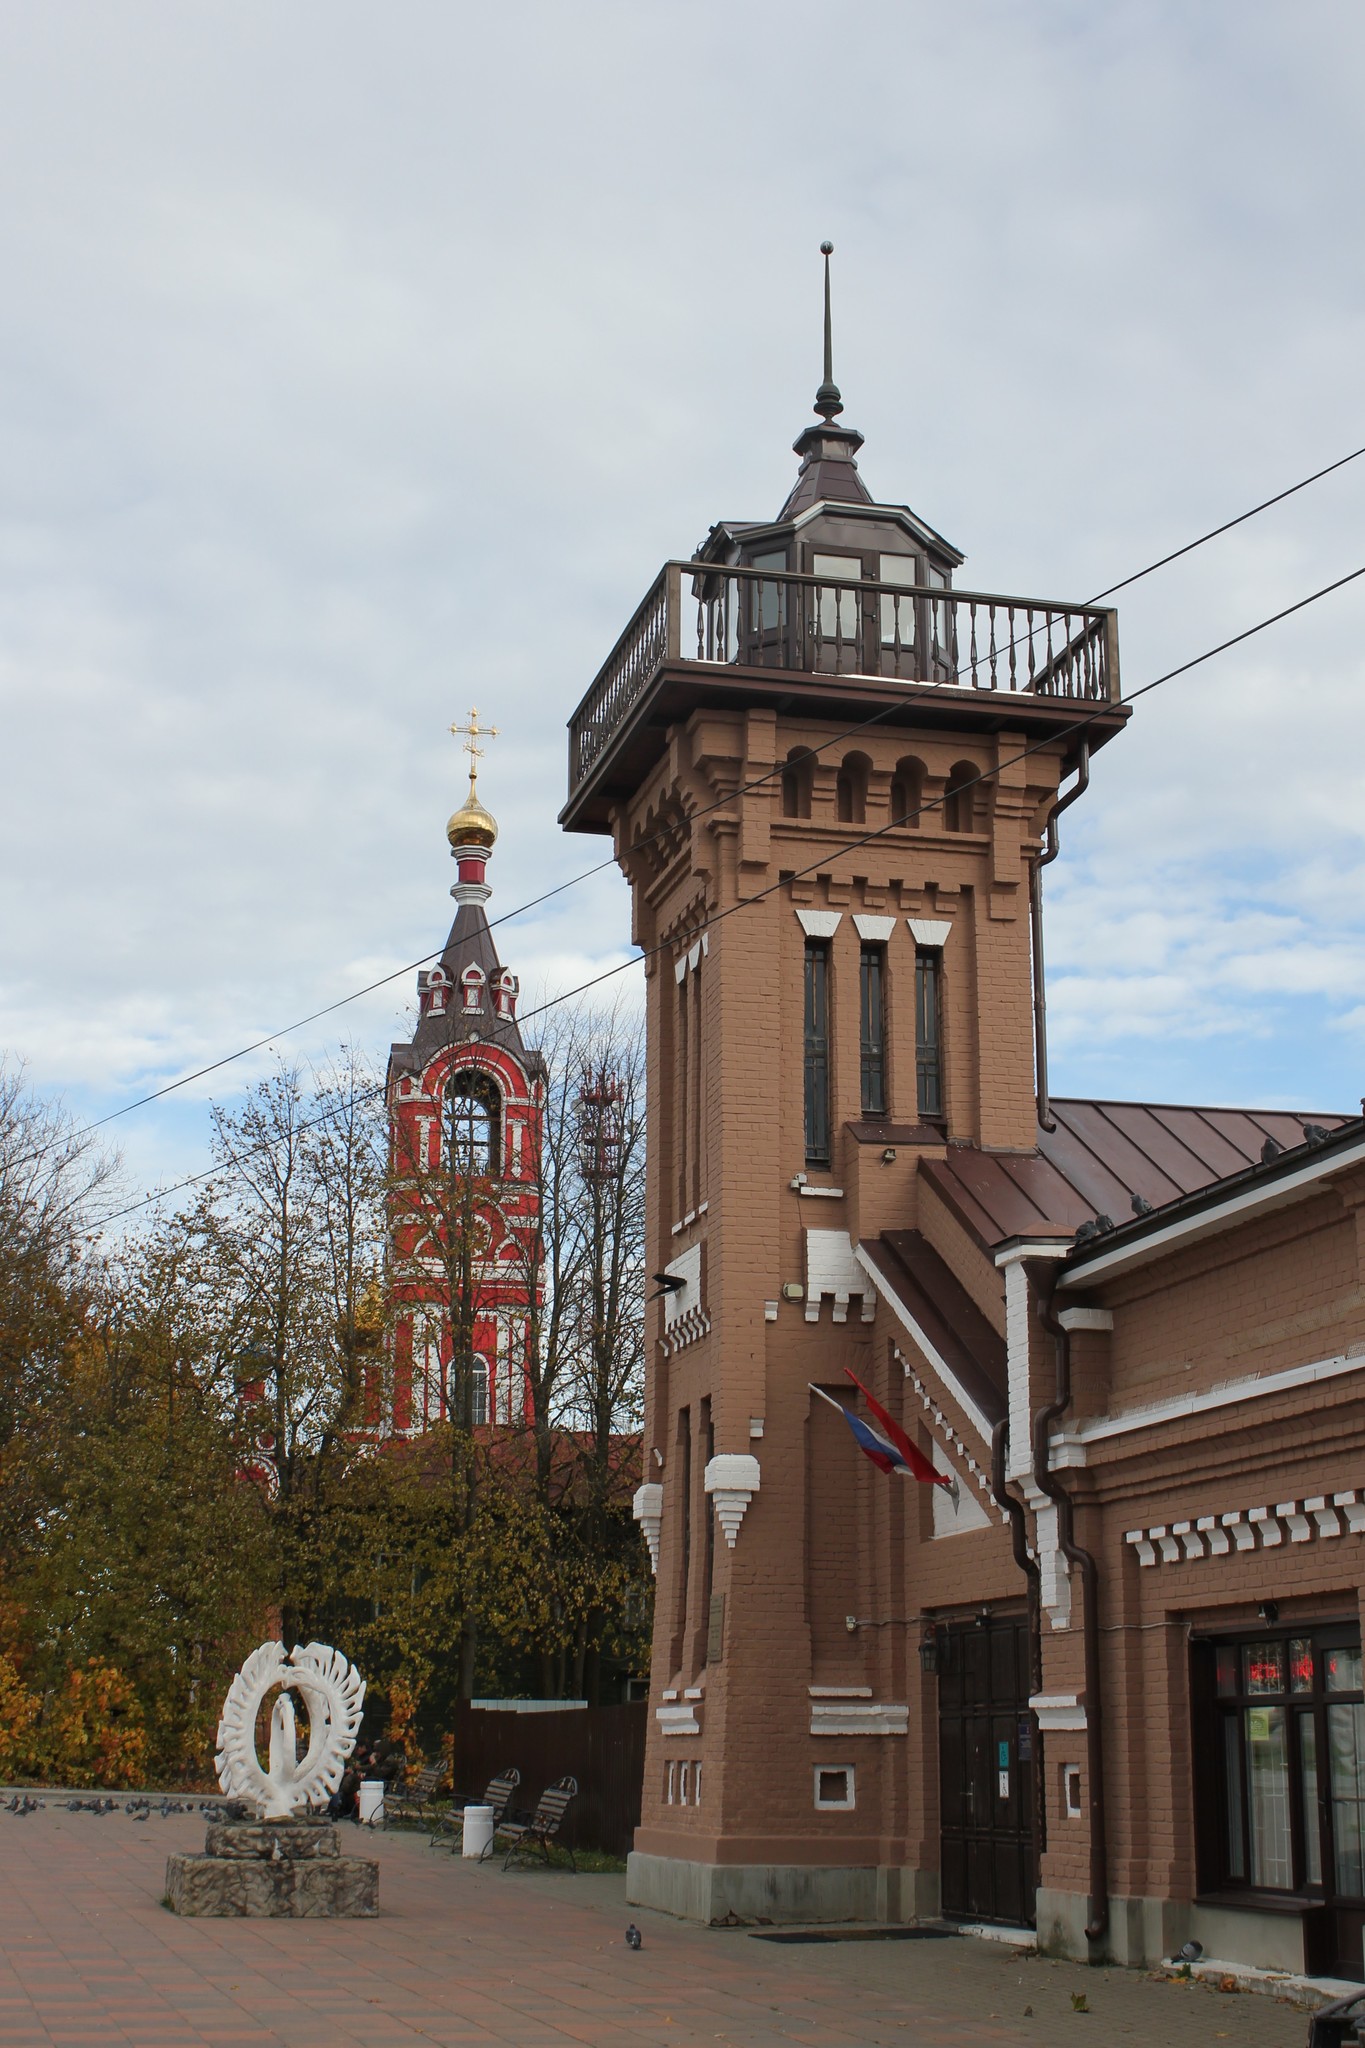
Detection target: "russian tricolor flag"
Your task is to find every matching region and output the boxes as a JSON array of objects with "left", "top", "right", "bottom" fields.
[{"left": 810, "top": 1370, "right": 956, "bottom": 1497}]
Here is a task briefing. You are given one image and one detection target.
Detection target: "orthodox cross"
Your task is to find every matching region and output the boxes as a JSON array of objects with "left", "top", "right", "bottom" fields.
[{"left": 450, "top": 706, "right": 498, "bottom": 791}]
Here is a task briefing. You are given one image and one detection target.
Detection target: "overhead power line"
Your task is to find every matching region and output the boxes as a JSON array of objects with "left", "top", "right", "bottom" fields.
[
  {"left": 37, "top": 440, "right": 1365, "bottom": 1156},
  {"left": 94, "top": 558, "right": 1365, "bottom": 1229}
]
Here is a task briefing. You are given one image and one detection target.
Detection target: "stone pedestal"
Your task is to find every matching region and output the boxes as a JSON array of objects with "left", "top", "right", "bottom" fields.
[{"left": 165, "top": 1815, "right": 378, "bottom": 1917}]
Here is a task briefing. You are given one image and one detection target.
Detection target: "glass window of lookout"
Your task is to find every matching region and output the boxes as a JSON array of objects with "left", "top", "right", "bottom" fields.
[{"left": 447, "top": 1070, "right": 502, "bottom": 1177}]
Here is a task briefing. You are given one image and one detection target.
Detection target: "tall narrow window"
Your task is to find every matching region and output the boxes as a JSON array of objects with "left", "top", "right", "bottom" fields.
[
  {"left": 676, "top": 973, "right": 689, "bottom": 1214},
  {"left": 677, "top": 1406, "right": 692, "bottom": 1642},
  {"left": 915, "top": 950, "right": 943, "bottom": 1119},
  {"left": 781, "top": 747, "right": 812, "bottom": 819},
  {"left": 879, "top": 553, "right": 918, "bottom": 655},
  {"left": 859, "top": 945, "right": 886, "bottom": 1117},
  {"left": 891, "top": 756, "right": 924, "bottom": 830},
  {"left": 944, "top": 760, "right": 975, "bottom": 833},
  {"left": 804, "top": 940, "right": 831, "bottom": 1165},
  {"left": 836, "top": 752, "right": 869, "bottom": 826},
  {"left": 701, "top": 1398, "right": 715, "bottom": 1649},
  {"left": 812, "top": 553, "right": 860, "bottom": 651}
]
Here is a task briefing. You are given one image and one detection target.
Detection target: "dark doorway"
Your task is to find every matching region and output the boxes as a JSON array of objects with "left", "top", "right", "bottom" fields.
[{"left": 938, "top": 1614, "right": 1037, "bottom": 1927}]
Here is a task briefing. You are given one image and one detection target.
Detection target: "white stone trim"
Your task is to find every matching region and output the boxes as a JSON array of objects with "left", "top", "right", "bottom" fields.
[
  {"left": 907, "top": 918, "right": 952, "bottom": 947},
  {"left": 807, "top": 1230, "right": 876, "bottom": 1325},
  {"left": 633, "top": 1483, "right": 663, "bottom": 1574},
  {"left": 862, "top": 1247, "right": 992, "bottom": 1444},
  {"left": 1051, "top": 1348, "right": 1365, "bottom": 1463},
  {"left": 852, "top": 914, "right": 897, "bottom": 941},
  {"left": 809, "top": 1699, "right": 909, "bottom": 1737},
  {"left": 898, "top": 1352, "right": 1002, "bottom": 1516},
  {"left": 656, "top": 1704, "right": 700, "bottom": 1736},
  {"left": 658, "top": 1240, "right": 712, "bottom": 1358},
  {"left": 1057, "top": 1307, "right": 1113, "bottom": 1333},
  {"left": 796, "top": 909, "right": 843, "bottom": 939},
  {"left": 1126, "top": 1489, "right": 1365, "bottom": 1567},
  {"left": 1030, "top": 1693, "right": 1087, "bottom": 1732},
  {"left": 1062, "top": 1132, "right": 1365, "bottom": 1286},
  {"left": 704, "top": 1453, "right": 760, "bottom": 1548}
]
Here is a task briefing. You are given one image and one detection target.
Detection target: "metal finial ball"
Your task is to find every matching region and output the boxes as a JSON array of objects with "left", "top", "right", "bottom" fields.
[{"left": 820, "top": 240, "right": 834, "bottom": 255}]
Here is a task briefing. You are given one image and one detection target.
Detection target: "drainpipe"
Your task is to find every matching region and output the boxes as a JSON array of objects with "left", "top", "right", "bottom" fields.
[
  {"left": 1031, "top": 742, "right": 1090, "bottom": 1135},
  {"left": 992, "top": 1416, "right": 1046, "bottom": 1862},
  {"left": 1031, "top": 1264, "right": 1108, "bottom": 1949},
  {"left": 991, "top": 1417, "right": 1041, "bottom": 1686}
]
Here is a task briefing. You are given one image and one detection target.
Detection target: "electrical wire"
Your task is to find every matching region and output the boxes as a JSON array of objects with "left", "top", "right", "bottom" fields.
[
  {"left": 37, "top": 440, "right": 1365, "bottom": 1155},
  {"left": 93, "top": 558, "right": 1365, "bottom": 1228}
]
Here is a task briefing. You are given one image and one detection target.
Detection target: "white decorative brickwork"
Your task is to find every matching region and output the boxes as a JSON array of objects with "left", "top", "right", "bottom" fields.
[
  {"left": 659, "top": 1240, "right": 712, "bottom": 1357},
  {"left": 897, "top": 1350, "right": 1001, "bottom": 1513},
  {"left": 805, "top": 1229, "right": 876, "bottom": 1324},
  {"left": 704, "top": 1453, "right": 761, "bottom": 1547},
  {"left": 1126, "top": 1490, "right": 1365, "bottom": 1566},
  {"left": 808, "top": 1687, "right": 909, "bottom": 1736},
  {"left": 633, "top": 1483, "right": 663, "bottom": 1574}
]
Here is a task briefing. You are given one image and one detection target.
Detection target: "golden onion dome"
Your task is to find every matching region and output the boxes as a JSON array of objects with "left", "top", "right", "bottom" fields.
[{"left": 446, "top": 779, "right": 498, "bottom": 852}]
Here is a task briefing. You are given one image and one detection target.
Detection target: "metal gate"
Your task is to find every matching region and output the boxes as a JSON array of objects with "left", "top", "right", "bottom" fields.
[{"left": 938, "top": 1615, "right": 1037, "bottom": 1927}]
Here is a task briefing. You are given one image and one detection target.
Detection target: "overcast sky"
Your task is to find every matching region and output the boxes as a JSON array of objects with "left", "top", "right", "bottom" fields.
[{"left": 3, "top": 0, "right": 1365, "bottom": 1211}]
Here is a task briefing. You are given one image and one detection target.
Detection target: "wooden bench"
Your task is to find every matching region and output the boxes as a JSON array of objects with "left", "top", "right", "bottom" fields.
[
  {"left": 430, "top": 1767, "right": 522, "bottom": 1853},
  {"left": 495, "top": 1775, "right": 579, "bottom": 1871}
]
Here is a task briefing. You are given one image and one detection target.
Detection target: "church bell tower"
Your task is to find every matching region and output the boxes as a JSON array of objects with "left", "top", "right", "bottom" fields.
[{"left": 561, "top": 252, "right": 1127, "bottom": 1925}]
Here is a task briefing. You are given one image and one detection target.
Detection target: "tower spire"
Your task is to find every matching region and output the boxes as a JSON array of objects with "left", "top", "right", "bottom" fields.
[
  {"left": 813, "top": 240, "right": 843, "bottom": 423},
  {"left": 446, "top": 707, "right": 500, "bottom": 905}
]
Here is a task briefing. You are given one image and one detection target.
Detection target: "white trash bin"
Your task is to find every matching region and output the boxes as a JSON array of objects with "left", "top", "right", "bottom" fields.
[
  {"left": 461, "top": 1802, "right": 495, "bottom": 1860},
  {"left": 357, "top": 1779, "right": 385, "bottom": 1827}
]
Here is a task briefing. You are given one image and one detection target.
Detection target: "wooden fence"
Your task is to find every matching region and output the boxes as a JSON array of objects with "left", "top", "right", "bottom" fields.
[{"left": 447, "top": 1699, "right": 647, "bottom": 1858}]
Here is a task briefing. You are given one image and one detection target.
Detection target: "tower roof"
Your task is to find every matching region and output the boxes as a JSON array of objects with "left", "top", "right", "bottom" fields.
[{"left": 388, "top": 717, "right": 543, "bottom": 1083}]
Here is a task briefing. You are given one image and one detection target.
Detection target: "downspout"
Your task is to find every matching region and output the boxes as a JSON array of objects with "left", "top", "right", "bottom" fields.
[
  {"left": 1031, "top": 1264, "right": 1108, "bottom": 1948},
  {"left": 992, "top": 1415, "right": 1046, "bottom": 1865},
  {"left": 1031, "top": 742, "right": 1089, "bottom": 1135},
  {"left": 991, "top": 1417, "right": 1041, "bottom": 1687}
]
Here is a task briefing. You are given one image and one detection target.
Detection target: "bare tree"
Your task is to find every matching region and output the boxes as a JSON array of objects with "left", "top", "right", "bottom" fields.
[{"left": 0, "top": 1058, "right": 117, "bottom": 1454}]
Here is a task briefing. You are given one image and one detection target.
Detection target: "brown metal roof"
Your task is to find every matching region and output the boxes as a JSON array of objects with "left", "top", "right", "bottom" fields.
[
  {"left": 922, "top": 1097, "right": 1355, "bottom": 1250},
  {"left": 859, "top": 1230, "right": 1007, "bottom": 1426}
]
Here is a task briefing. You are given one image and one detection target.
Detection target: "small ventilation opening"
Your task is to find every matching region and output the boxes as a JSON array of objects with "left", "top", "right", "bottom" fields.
[{"left": 814, "top": 1764, "right": 854, "bottom": 1810}]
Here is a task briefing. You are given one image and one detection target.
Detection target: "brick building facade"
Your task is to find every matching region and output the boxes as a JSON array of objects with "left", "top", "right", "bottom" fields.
[{"left": 560, "top": 320, "right": 1365, "bottom": 1978}]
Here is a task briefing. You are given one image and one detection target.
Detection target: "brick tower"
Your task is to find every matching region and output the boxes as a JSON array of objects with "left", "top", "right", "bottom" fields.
[
  {"left": 387, "top": 715, "right": 545, "bottom": 1437},
  {"left": 561, "top": 257, "right": 1127, "bottom": 1926}
]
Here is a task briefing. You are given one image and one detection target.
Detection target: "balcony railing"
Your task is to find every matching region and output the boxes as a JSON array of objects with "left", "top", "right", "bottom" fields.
[{"left": 569, "top": 560, "right": 1118, "bottom": 795}]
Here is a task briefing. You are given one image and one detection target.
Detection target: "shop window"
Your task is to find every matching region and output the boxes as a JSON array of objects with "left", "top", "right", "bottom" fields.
[{"left": 1195, "top": 1625, "right": 1364, "bottom": 1902}]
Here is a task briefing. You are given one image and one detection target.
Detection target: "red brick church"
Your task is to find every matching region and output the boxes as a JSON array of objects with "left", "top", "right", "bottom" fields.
[
  {"left": 560, "top": 263, "right": 1365, "bottom": 1981},
  {"left": 386, "top": 723, "right": 545, "bottom": 1437}
]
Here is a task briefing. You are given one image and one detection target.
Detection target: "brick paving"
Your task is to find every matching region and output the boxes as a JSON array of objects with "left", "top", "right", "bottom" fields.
[{"left": 0, "top": 1806, "right": 1311, "bottom": 2046}]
